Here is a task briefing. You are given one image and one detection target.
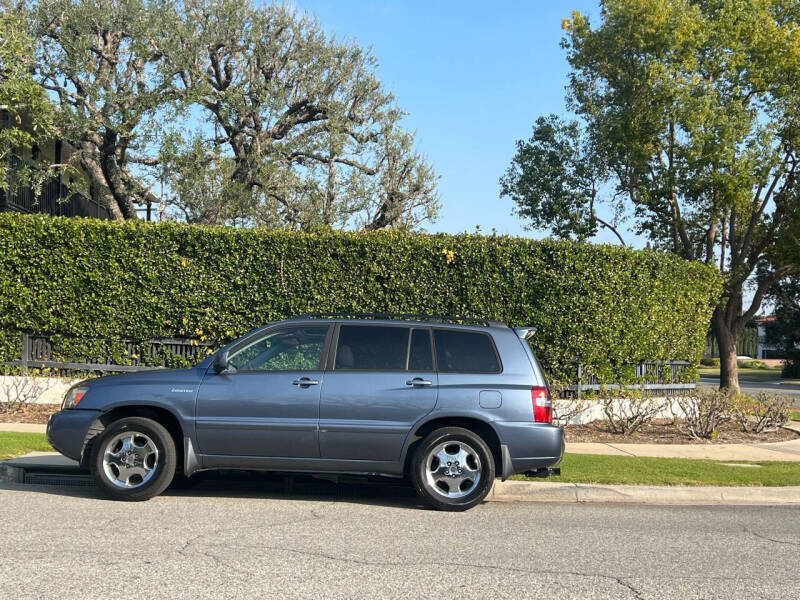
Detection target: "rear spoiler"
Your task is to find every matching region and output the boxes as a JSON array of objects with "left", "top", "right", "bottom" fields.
[{"left": 513, "top": 326, "right": 536, "bottom": 341}]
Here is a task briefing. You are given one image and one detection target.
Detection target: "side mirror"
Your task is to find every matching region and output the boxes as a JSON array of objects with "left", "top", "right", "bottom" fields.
[{"left": 213, "top": 348, "right": 229, "bottom": 373}]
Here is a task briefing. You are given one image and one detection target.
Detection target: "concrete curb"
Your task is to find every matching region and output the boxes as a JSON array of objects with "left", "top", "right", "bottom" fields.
[{"left": 489, "top": 480, "right": 800, "bottom": 505}]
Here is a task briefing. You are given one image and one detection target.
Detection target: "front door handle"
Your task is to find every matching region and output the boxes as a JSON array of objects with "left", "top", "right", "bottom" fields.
[
  {"left": 292, "top": 377, "right": 319, "bottom": 387},
  {"left": 406, "top": 378, "right": 432, "bottom": 387}
]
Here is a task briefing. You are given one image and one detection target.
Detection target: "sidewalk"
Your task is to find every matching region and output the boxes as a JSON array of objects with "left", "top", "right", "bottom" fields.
[
  {"left": 565, "top": 439, "right": 800, "bottom": 461},
  {"left": 0, "top": 423, "right": 47, "bottom": 434}
]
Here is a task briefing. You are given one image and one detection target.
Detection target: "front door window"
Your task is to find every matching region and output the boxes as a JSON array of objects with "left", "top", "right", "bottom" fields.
[{"left": 228, "top": 326, "right": 328, "bottom": 372}]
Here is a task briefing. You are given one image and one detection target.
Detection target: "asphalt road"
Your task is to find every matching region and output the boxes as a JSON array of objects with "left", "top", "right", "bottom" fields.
[
  {"left": 0, "top": 478, "right": 798, "bottom": 599},
  {"left": 699, "top": 375, "right": 800, "bottom": 405}
]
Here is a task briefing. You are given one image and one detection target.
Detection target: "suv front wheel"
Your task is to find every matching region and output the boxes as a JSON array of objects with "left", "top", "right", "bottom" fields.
[
  {"left": 90, "top": 416, "right": 177, "bottom": 501},
  {"left": 411, "top": 427, "right": 495, "bottom": 511}
]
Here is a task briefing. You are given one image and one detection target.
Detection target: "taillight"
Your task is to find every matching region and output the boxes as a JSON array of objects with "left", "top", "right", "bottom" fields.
[{"left": 531, "top": 386, "right": 552, "bottom": 423}]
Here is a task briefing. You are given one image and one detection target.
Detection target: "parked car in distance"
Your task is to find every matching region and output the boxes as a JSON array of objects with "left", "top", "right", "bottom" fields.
[{"left": 47, "top": 313, "right": 564, "bottom": 511}]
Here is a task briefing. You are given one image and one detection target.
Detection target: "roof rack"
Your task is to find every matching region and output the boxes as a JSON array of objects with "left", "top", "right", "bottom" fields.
[{"left": 295, "top": 312, "right": 507, "bottom": 328}]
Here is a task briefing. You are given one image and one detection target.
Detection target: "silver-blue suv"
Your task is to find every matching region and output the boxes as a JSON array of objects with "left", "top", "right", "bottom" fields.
[{"left": 47, "top": 314, "right": 564, "bottom": 511}]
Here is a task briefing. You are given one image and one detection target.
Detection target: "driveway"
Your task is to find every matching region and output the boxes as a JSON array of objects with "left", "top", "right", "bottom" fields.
[{"left": 0, "top": 478, "right": 797, "bottom": 599}]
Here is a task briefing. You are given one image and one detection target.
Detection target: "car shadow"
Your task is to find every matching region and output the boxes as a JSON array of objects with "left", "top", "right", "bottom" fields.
[{"left": 0, "top": 470, "right": 429, "bottom": 510}]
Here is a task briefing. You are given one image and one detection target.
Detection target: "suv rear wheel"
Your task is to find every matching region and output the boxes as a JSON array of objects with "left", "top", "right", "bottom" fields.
[
  {"left": 90, "top": 416, "right": 176, "bottom": 501},
  {"left": 411, "top": 426, "right": 495, "bottom": 511}
]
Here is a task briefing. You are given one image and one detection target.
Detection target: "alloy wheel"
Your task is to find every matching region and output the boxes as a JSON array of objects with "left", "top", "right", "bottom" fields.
[
  {"left": 424, "top": 440, "right": 482, "bottom": 499},
  {"left": 101, "top": 431, "right": 159, "bottom": 489}
]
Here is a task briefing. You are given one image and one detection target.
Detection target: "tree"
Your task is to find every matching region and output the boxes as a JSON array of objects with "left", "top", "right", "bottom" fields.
[
  {"left": 18, "top": 0, "right": 437, "bottom": 228},
  {"left": 0, "top": 10, "right": 54, "bottom": 191},
  {"left": 156, "top": 133, "right": 259, "bottom": 225},
  {"left": 504, "top": 0, "right": 800, "bottom": 391},
  {"left": 30, "top": 0, "right": 179, "bottom": 220},
  {"left": 161, "top": 0, "right": 438, "bottom": 229},
  {"left": 500, "top": 115, "right": 625, "bottom": 245},
  {"left": 764, "top": 273, "right": 800, "bottom": 375}
]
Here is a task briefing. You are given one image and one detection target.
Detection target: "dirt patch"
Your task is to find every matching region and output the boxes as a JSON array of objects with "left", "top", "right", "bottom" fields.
[
  {"left": 565, "top": 419, "right": 799, "bottom": 444},
  {"left": 0, "top": 404, "right": 60, "bottom": 424}
]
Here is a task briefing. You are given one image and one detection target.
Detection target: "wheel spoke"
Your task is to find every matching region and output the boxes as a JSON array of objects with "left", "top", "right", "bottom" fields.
[
  {"left": 120, "top": 436, "right": 134, "bottom": 453},
  {"left": 115, "top": 463, "right": 132, "bottom": 485},
  {"left": 461, "top": 464, "right": 479, "bottom": 482},
  {"left": 434, "top": 448, "right": 452, "bottom": 467},
  {"left": 454, "top": 448, "right": 470, "bottom": 465},
  {"left": 128, "top": 465, "right": 148, "bottom": 479},
  {"left": 104, "top": 450, "right": 122, "bottom": 466}
]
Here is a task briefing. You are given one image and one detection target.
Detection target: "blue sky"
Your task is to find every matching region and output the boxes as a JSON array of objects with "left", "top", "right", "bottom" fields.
[{"left": 292, "top": 0, "right": 636, "bottom": 243}]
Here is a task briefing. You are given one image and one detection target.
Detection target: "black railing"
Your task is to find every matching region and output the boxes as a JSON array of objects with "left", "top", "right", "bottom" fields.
[
  {"left": 0, "top": 154, "right": 113, "bottom": 219},
  {"left": 3, "top": 331, "right": 217, "bottom": 376}
]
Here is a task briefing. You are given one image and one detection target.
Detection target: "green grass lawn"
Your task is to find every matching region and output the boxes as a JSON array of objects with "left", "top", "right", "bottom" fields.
[
  {"left": 513, "top": 453, "right": 800, "bottom": 487},
  {"left": 0, "top": 432, "right": 52, "bottom": 460},
  {"left": 698, "top": 366, "right": 786, "bottom": 380},
  {"left": 791, "top": 411, "right": 800, "bottom": 422}
]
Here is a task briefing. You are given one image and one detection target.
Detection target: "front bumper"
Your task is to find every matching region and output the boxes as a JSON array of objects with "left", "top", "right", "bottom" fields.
[
  {"left": 46, "top": 409, "right": 101, "bottom": 462},
  {"left": 494, "top": 422, "right": 564, "bottom": 480}
]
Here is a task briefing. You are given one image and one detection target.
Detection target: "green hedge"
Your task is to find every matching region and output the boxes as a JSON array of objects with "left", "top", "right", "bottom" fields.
[{"left": 0, "top": 213, "right": 721, "bottom": 382}]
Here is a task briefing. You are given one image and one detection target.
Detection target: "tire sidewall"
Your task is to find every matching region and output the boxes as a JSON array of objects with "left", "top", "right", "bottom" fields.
[
  {"left": 91, "top": 417, "right": 176, "bottom": 501},
  {"left": 411, "top": 426, "right": 495, "bottom": 511}
]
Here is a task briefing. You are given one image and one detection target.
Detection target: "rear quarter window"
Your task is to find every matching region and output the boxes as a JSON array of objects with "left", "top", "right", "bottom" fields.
[{"left": 434, "top": 330, "right": 501, "bottom": 373}]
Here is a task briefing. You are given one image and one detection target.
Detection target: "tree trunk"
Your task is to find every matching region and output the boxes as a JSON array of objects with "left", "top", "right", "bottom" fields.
[{"left": 711, "top": 307, "right": 740, "bottom": 394}]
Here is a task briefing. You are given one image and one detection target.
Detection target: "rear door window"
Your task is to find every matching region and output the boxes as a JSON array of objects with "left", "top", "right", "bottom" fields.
[
  {"left": 335, "top": 325, "right": 409, "bottom": 371},
  {"left": 434, "top": 330, "right": 501, "bottom": 373}
]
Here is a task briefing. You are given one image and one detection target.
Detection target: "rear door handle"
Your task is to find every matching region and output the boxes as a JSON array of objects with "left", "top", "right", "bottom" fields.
[
  {"left": 292, "top": 377, "right": 319, "bottom": 387},
  {"left": 406, "top": 378, "right": 432, "bottom": 387}
]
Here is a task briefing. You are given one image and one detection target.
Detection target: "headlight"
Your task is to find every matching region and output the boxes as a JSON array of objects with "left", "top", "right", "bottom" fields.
[{"left": 62, "top": 386, "right": 88, "bottom": 410}]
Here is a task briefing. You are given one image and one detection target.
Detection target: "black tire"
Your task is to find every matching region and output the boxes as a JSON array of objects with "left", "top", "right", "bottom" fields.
[
  {"left": 411, "top": 426, "right": 495, "bottom": 511},
  {"left": 90, "top": 416, "right": 177, "bottom": 501}
]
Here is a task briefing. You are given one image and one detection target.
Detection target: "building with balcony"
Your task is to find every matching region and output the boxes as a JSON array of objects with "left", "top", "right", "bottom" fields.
[{"left": 0, "top": 110, "right": 112, "bottom": 219}]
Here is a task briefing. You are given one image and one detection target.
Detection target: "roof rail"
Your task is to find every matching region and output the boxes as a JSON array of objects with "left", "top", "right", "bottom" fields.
[{"left": 295, "top": 312, "right": 507, "bottom": 328}]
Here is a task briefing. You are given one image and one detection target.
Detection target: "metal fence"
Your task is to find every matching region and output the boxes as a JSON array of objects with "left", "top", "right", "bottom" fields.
[
  {"left": 0, "top": 154, "right": 113, "bottom": 219},
  {"left": 547, "top": 360, "right": 696, "bottom": 399},
  {"left": 3, "top": 331, "right": 217, "bottom": 376}
]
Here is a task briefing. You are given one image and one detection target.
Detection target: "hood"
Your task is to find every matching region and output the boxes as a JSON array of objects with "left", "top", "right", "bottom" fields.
[
  {"left": 82, "top": 367, "right": 203, "bottom": 390},
  {"left": 73, "top": 366, "right": 207, "bottom": 411}
]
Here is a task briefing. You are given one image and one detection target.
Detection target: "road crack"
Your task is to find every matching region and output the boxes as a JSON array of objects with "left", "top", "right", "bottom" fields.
[{"left": 743, "top": 526, "right": 800, "bottom": 547}]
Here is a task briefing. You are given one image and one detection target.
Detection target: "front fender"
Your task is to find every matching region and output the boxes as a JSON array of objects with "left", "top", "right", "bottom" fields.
[{"left": 46, "top": 409, "right": 101, "bottom": 462}]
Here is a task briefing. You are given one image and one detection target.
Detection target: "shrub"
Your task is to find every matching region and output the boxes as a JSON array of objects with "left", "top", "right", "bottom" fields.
[
  {"left": 700, "top": 357, "right": 720, "bottom": 367},
  {"left": 0, "top": 369, "right": 57, "bottom": 413},
  {"left": 730, "top": 393, "right": 791, "bottom": 433},
  {"left": 737, "top": 359, "right": 768, "bottom": 369},
  {"left": 782, "top": 351, "right": 800, "bottom": 378},
  {"left": 0, "top": 213, "right": 721, "bottom": 380},
  {"left": 552, "top": 396, "right": 591, "bottom": 427},
  {"left": 670, "top": 389, "right": 732, "bottom": 440},
  {"left": 599, "top": 389, "right": 667, "bottom": 434}
]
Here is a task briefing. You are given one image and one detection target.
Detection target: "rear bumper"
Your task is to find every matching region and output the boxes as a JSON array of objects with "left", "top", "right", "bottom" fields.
[
  {"left": 46, "top": 409, "right": 101, "bottom": 462},
  {"left": 494, "top": 421, "right": 564, "bottom": 480}
]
